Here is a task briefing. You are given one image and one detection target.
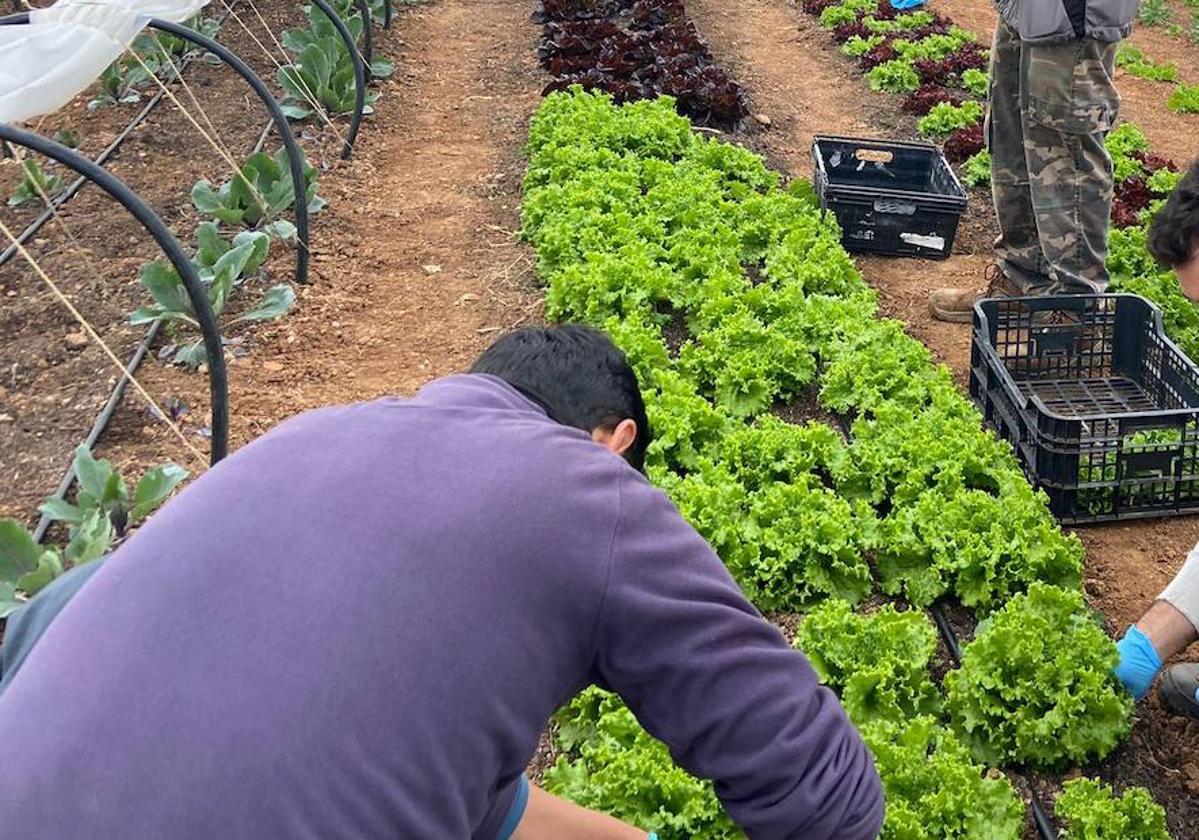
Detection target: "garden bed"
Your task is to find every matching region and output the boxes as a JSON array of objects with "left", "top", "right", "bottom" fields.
[
  {"left": 0, "top": 0, "right": 370, "bottom": 521},
  {"left": 3, "top": 0, "right": 1199, "bottom": 836}
]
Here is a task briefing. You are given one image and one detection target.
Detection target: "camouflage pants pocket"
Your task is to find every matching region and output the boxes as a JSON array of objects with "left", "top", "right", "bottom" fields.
[{"left": 1024, "top": 39, "right": 1120, "bottom": 134}]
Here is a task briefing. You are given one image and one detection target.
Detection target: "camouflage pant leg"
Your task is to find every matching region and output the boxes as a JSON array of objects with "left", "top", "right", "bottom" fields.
[
  {"left": 989, "top": 20, "right": 1120, "bottom": 295},
  {"left": 1021, "top": 34, "right": 1120, "bottom": 294},
  {"left": 989, "top": 20, "right": 1053, "bottom": 293}
]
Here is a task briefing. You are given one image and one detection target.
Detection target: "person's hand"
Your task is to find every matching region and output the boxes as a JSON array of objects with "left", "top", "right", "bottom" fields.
[{"left": 1114, "top": 625, "right": 1162, "bottom": 700}]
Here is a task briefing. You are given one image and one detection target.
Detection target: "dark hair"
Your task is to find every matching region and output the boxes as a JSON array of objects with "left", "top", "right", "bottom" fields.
[
  {"left": 471, "top": 325, "right": 651, "bottom": 471},
  {"left": 1148, "top": 160, "right": 1199, "bottom": 269}
]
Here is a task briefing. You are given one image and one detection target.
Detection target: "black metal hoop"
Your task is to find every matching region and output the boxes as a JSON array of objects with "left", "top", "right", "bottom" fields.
[
  {"left": 0, "top": 125, "right": 229, "bottom": 464},
  {"left": 355, "top": 0, "right": 373, "bottom": 69},
  {"left": 311, "top": 0, "right": 367, "bottom": 159}
]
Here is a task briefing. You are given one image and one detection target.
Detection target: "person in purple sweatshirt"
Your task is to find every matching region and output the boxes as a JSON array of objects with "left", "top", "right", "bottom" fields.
[{"left": 0, "top": 325, "right": 884, "bottom": 840}]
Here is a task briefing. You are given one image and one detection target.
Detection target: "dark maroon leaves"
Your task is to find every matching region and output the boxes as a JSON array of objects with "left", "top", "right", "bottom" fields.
[
  {"left": 536, "top": 0, "right": 631, "bottom": 22},
  {"left": 942, "top": 124, "right": 984, "bottom": 163},
  {"left": 859, "top": 41, "right": 899, "bottom": 70},
  {"left": 833, "top": 20, "right": 870, "bottom": 43},
  {"left": 631, "top": 0, "right": 686, "bottom": 28},
  {"left": 1111, "top": 177, "right": 1157, "bottom": 228},
  {"left": 1131, "top": 150, "right": 1179, "bottom": 174},
  {"left": 1111, "top": 201, "right": 1142, "bottom": 229},
  {"left": 1116, "top": 177, "right": 1154, "bottom": 211},
  {"left": 943, "top": 44, "right": 989, "bottom": 74},
  {"left": 902, "top": 84, "right": 961, "bottom": 115},
  {"left": 801, "top": 0, "right": 841, "bottom": 15},
  {"left": 914, "top": 45, "right": 989, "bottom": 86},
  {"left": 873, "top": 0, "right": 901, "bottom": 20},
  {"left": 537, "top": 2, "right": 748, "bottom": 126}
]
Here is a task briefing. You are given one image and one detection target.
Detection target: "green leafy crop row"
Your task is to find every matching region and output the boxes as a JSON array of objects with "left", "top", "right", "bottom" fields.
[
  {"left": 0, "top": 446, "right": 186, "bottom": 617},
  {"left": 521, "top": 88, "right": 1143, "bottom": 835},
  {"left": 1116, "top": 46, "right": 1180, "bottom": 82}
]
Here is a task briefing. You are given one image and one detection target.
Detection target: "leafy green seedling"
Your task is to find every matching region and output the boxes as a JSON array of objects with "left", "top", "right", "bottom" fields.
[
  {"left": 0, "top": 447, "right": 187, "bottom": 613},
  {"left": 7, "top": 158, "right": 63, "bottom": 207},
  {"left": 131, "top": 224, "right": 294, "bottom": 368},
  {"left": 962, "top": 149, "right": 991, "bottom": 187},
  {"left": 1116, "top": 46, "right": 1180, "bottom": 82},
  {"left": 277, "top": 6, "right": 389, "bottom": 119},
  {"left": 1139, "top": 0, "right": 1172, "bottom": 25},
  {"left": 191, "top": 147, "right": 325, "bottom": 227},
  {"left": 917, "top": 99, "right": 984, "bottom": 138},
  {"left": 1167, "top": 83, "right": 1199, "bottom": 113}
]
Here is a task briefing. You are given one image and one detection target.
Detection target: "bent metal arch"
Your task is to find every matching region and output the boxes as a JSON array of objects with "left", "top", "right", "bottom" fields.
[{"left": 0, "top": 123, "right": 230, "bottom": 465}]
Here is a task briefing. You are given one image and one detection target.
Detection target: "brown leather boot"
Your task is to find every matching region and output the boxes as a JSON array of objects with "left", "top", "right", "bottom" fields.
[{"left": 928, "top": 266, "right": 1022, "bottom": 324}]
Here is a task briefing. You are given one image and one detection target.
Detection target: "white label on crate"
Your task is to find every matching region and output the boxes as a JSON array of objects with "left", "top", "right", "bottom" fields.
[
  {"left": 856, "top": 149, "right": 894, "bottom": 164},
  {"left": 901, "top": 232, "right": 945, "bottom": 250}
]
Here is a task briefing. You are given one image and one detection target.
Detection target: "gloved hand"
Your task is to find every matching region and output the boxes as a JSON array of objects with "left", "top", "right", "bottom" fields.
[
  {"left": 1114, "top": 625, "right": 1162, "bottom": 699},
  {"left": 888, "top": 0, "right": 927, "bottom": 9}
]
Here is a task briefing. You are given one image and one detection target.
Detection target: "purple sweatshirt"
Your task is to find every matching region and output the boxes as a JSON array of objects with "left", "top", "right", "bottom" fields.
[{"left": 0, "top": 375, "right": 883, "bottom": 839}]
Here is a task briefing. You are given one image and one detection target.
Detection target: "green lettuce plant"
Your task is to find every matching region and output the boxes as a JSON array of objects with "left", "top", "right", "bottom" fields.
[
  {"left": 946, "top": 583, "right": 1133, "bottom": 767},
  {"left": 1055, "top": 778, "right": 1171, "bottom": 839},
  {"left": 795, "top": 599, "right": 939, "bottom": 724}
]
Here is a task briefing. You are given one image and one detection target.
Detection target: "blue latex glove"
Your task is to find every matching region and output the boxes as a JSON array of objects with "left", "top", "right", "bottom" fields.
[
  {"left": 1114, "top": 625, "right": 1162, "bottom": 700},
  {"left": 889, "top": 0, "right": 927, "bottom": 9}
]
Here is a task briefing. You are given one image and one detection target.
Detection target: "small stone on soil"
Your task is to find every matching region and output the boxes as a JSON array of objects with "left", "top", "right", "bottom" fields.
[
  {"left": 64, "top": 332, "right": 88, "bottom": 351},
  {"left": 754, "top": 113, "right": 772, "bottom": 127},
  {"left": 422, "top": 264, "right": 442, "bottom": 275},
  {"left": 262, "top": 361, "right": 284, "bottom": 372}
]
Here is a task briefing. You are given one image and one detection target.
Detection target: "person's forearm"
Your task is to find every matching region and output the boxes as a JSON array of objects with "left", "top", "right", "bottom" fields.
[
  {"left": 1138, "top": 600, "right": 1199, "bottom": 661},
  {"left": 511, "top": 784, "right": 648, "bottom": 840}
]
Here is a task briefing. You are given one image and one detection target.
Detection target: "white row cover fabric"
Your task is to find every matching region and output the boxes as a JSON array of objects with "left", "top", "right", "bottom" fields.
[
  {"left": 47, "top": 0, "right": 210, "bottom": 26},
  {"left": 0, "top": 0, "right": 210, "bottom": 125}
]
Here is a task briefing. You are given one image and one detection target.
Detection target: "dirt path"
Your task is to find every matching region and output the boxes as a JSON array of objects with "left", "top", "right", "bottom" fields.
[
  {"left": 228, "top": 0, "right": 544, "bottom": 410},
  {"left": 100, "top": 0, "right": 544, "bottom": 476},
  {"left": 687, "top": 0, "right": 1199, "bottom": 635}
]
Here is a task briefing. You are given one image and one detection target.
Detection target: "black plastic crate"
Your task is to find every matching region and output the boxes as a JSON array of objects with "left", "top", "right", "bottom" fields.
[
  {"left": 811, "top": 135, "right": 967, "bottom": 260},
  {"left": 970, "top": 294, "right": 1199, "bottom": 523}
]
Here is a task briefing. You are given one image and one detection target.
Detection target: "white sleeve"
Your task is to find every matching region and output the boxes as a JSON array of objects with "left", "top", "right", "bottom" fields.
[{"left": 1160, "top": 541, "right": 1199, "bottom": 634}]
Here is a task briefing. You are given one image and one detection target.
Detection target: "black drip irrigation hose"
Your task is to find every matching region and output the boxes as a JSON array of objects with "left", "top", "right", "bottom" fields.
[
  {"left": 928, "top": 602, "right": 1060, "bottom": 840},
  {"left": 29, "top": 322, "right": 162, "bottom": 544},
  {"left": 23, "top": 116, "right": 276, "bottom": 544},
  {"left": 0, "top": 11, "right": 313, "bottom": 286},
  {"left": 2, "top": 0, "right": 394, "bottom": 533}
]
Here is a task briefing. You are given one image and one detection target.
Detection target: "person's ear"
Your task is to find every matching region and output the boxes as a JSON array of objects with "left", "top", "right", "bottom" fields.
[{"left": 591, "top": 419, "right": 638, "bottom": 457}]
